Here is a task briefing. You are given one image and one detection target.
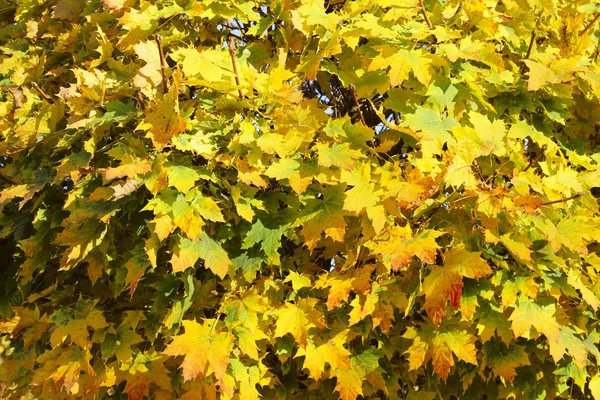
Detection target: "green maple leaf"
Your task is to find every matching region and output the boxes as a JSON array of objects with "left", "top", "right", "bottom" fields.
[{"left": 242, "top": 219, "right": 287, "bottom": 258}]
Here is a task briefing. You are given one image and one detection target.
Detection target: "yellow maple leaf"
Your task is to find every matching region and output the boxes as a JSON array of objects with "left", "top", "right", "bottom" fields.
[
  {"left": 296, "top": 330, "right": 351, "bottom": 380},
  {"left": 32, "top": 347, "right": 94, "bottom": 395},
  {"left": 334, "top": 367, "right": 364, "bottom": 400},
  {"left": 104, "top": 161, "right": 152, "bottom": 181},
  {"left": 508, "top": 296, "right": 560, "bottom": 342},
  {"left": 405, "top": 325, "right": 478, "bottom": 381},
  {"left": 274, "top": 299, "right": 323, "bottom": 348},
  {"left": 377, "top": 226, "right": 444, "bottom": 271},
  {"left": 170, "top": 233, "right": 231, "bottom": 278},
  {"left": 138, "top": 88, "right": 186, "bottom": 151},
  {"left": 481, "top": 342, "right": 530, "bottom": 383},
  {"left": 49, "top": 299, "right": 108, "bottom": 349},
  {"left": 132, "top": 40, "right": 163, "bottom": 88},
  {"left": 341, "top": 163, "right": 381, "bottom": 213},
  {"left": 163, "top": 319, "right": 234, "bottom": 382}
]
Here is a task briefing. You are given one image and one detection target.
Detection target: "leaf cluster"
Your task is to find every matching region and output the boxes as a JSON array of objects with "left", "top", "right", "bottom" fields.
[{"left": 1, "top": 0, "right": 600, "bottom": 399}]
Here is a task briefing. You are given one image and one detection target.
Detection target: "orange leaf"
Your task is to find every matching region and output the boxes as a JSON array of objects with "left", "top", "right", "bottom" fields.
[{"left": 422, "top": 246, "right": 492, "bottom": 324}]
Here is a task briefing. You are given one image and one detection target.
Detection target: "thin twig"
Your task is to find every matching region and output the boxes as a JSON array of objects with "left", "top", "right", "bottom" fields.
[
  {"left": 580, "top": 13, "right": 600, "bottom": 37},
  {"left": 418, "top": 0, "right": 433, "bottom": 29},
  {"left": 519, "top": 28, "right": 537, "bottom": 73},
  {"left": 30, "top": 82, "right": 53, "bottom": 103},
  {"left": 348, "top": 83, "right": 367, "bottom": 126},
  {"left": 227, "top": 36, "right": 244, "bottom": 98},
  {"left": 210, "top": 311, "right": 222, "bottom": 334},
  {"left": 136, "top": 92, "right": 145, "bottom": 111},
  {"left": 472, "top": 161, "right": 485, "bottom": 182},
  {"left": 541, "top": 191, "right": 585, "bottom": 206},
  {"left": 524, "top": 28, "right": 536, "bottom": 61},
  {"left": 155, "top": 34, "right": 168, "bottom": 94},
  {"left": 523, "top": 144, "right": 547, "bottom": 172}
]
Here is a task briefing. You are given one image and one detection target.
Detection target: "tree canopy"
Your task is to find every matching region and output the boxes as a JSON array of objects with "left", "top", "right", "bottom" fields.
[{"left": 1, "top": 0, "right": 600, "bottom": 399}]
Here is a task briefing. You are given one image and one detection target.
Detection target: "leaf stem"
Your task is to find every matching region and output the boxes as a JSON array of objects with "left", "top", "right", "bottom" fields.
[
  {"left": 155, "top": 34, "right": 168, "bottom": 94},
  {"left": 30, "top": 82, "right": 53, "bottom": 103},
  {"left": 541, "top": 191, "right": 585, "bottom": 206},
  {"left": 418, "top": 0, "right": 433, "bottom": 29},
  {"left": 227, "top": 36, "right": 244, "bottom": 99},
  {"left": 580, "top": 13, "right": 600, "bottom": 37},
  {"left": 348, "top": 83, "right": 367, "bottom": 126},
  {"left": 523, "top": 143, "right": 547, "bottom": 172}
]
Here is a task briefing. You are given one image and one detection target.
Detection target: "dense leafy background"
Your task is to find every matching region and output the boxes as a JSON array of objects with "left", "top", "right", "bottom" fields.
[{"left": 1, "top": 0, "right": 600, "bottom": 398}]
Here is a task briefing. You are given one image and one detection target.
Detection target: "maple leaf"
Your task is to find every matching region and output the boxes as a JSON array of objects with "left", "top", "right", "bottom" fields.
[
  {"left": 166, "top": 165, "right": 203, "bottom": 194},
  {"left": 101, "top": 325, "right": 143, "bottom": 363},
  {"left": 429, "top": 330, "right": 478, "bottom": 381},
  {"left": 242, "top": 218, "right": 287, "bottom": 259},
  {"left": 164, "top": 272, "right": 196, "bottom": 330},
  {"left": 32, "top": 347, "right": 94, "bottom": 394},
  {"left": 509, "top": 296, "right": 561, "bottom": 342},
  {"left": 163, "top": 319, "right": 235, "bottom": 382},
  {"left": 403, "top": 106, "right": 458, "bottom": 155},
  {"left": 90, "top": 26, "right": 114, "bottom": 69},
  {"left": 284, "top": 270, "right": 312, "bottom": 292},
  {"left": 133, "top": 40, "right": 163, "bottom": 88},
  {"left": 591, "top": 374, "right": 600, "bottom": 400},
  {"left": 121, "top": 353, "right": 172, "bottom": 400},
  {"left": 316, "top": 142, "right": 363, "bottom": 170},
  {"left": 296, "top": 330, "right": 351, "bottom": 379},
  {"left": 548, "top": 326, "right": 589, "bottom": 367},
  {"left": 137, "top": 88, "right": 186, "bottom": 151},
  {"left": 274, "top": 299, "right": 324, "bottom": 348},
  {"left": 170, "top": 233, "right": 231, "bottom": 278},
  {"left": 122, "top": 244, "right": 151, "bottom": 296},
  {"left": 52, "top": 0, "right": 84, "bottom": 20},
  {"left": 264, "top": 157, "right": 300, "bottom": 180},
  {"left": 49, "top": 299, "right": 108, "bottom": 349},
  {"left": 405, "top": 325, "right": 478, "bottom": 381},
  {"left": 230, "top": 359, "right": 262, "bottom": 399},
  {"left": 369, "top": 47, "right": 433, "bottom": 86},
  {"left": 341, "top": 163, "right": 381, "bottom": 213},
  {"left": 422, "top": 246, "right": 492, "bottom": 323},
  {"left": 334, "top": 368, "right": 364, "bottom": 400},
  {"left": 376, "top": 226, "right": 444, "bottom": 271},
  {"left": 481, "top": 341, "right": 530, "bottom": 383},
  {"left": 105, "top": 161, "right": 152, "bottom": 181},
  {"left": 298, "top": 184, "right": 347, "bottom": 250},
  {"left": 170, "top": 47, "right": 235, "bottom": 83}
]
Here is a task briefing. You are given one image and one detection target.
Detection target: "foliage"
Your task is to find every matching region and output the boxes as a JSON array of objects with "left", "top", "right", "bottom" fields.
[{"left": 1, "top": 0, "right": 600, "bottom": 398}]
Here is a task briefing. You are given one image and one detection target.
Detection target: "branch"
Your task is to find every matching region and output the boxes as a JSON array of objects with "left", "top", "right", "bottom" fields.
[
  {"left": 580, "top": 13, "right": 600, "bottom": 37},
  {"left": 227, "top": 36, "right": 244, "bottom": 99},
  {"left": 348, "top": 83, "right": 367, "bottom": 126},
  {"left": 0, "top": 173, "right": 19, "bottom": 185},
  {"left": 523, "top": 143, "right": 547, "bottom": 172},
  {"left": 155, "top": 34, "right": 168, "bottom": 94},
  {"left": 30, "top": 82, "right": 53, "bottom": 104},
  {"left": 541, "top": 191, "right": 585, "bottom": 206},
  {"left": 418, "top": 0, "right": 433, "bottom": 29}
]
